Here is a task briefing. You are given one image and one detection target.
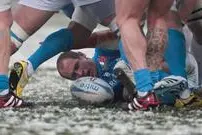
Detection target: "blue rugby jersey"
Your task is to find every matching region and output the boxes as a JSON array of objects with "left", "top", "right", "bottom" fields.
[{"left": 92, "top": 48, "right": 123, "bottom": 100}]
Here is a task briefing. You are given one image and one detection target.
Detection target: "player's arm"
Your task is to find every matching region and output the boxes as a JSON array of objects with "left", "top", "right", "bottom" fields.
[
  {"left": 86, "top": 19, "right": 120, "bottom": 50},
  {"left": 74, "top": 29, "right": 118, "bottom": 50}
]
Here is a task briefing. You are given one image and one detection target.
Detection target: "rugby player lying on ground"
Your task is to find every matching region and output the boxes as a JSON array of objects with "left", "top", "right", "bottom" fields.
[
  {"left": 9, "top": 3, "right": 193, "bottom": 106},
  {"left": 58, "top": 50, "right": 202, "bottom": 107},
  {"left": 9, "top": 0, "right": 197, "bottom": 109},
  {"left": 9, "top": 39, "right": 200, "bottom": 109},
  {"left": 10, "top": 46, "right": 192, "bottom": 107}
]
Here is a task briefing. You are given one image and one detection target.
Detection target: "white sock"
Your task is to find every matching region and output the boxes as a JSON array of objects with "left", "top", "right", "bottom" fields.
[
  {"left": 180, "top": 89, "right": 191, "bottom": 99},
  {"left": 27, "top": 60, "right": 34, "bottom": 77},
  {"left": 137, "top": 91, "right": 148, "bottom": 97},
  {"left": 0, "top": 89, "right": 9, "bottom": 96}
]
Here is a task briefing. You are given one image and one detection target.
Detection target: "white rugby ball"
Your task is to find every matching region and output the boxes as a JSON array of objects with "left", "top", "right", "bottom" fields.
[{"left": 70, "top": 77, "right": 114, "bottom": 104}]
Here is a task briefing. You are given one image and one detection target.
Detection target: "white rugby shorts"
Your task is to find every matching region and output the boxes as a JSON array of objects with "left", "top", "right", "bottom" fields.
[
  {"left": 72, "top": 0, "right": 101, "bottom": 7},
  {"left": 0, "top": 0, "right": 11, "bottom": 12},
  {"left": 19, "top": 0, "right": 71, "bottom": 11},
  {"left": 72, "top": 0, "right": 115, "bottom": 31}
]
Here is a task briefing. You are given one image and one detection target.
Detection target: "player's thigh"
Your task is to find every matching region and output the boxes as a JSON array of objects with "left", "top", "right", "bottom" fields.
[
  {"left": 18, "top": 0, "right": 71, "bottom": 11},
  {"left": 0, "top": 0, "right": 11, "bottom": 12},
  {"left": 116, "top": 0, "right": 149, "bottom": 26},
  {"left": 13, "top": 4, "right": 54, "bottom": 35}
]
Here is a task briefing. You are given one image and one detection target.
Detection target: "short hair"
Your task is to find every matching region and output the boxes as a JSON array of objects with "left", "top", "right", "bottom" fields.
[
  {"left": 58, "top": 51, "right": 80, "bottom": 60},
  {"left": 57, "top": 51, "right": 85, "bottom": 80}
]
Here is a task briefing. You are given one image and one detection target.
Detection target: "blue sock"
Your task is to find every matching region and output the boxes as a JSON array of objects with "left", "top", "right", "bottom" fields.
[
  {"left": 119, "top": 40, "right": 153, "bottom": 92},
  {"left": 28, "top": 28, "right": 73, "bottom": 70},
  {"left": 159, "top": 70, "right": 169, "bottom": 80},
  {"left": 151, "top": 71, "right": 160, "bottom": 84},
  {"left": 151, "top": 70, "right": 169, "bottom": 83},
  {"left": 118, "top": 40, "right": 129, "bottom": 64},
  {"left": 0, "top": 75, "right": 9, "bottom": 93},
  {"left": 134, "top": 69, "right": 153, "bottom": 93},
  {"left": 164, "top": 29, "right": 186, "bottom": 78}
]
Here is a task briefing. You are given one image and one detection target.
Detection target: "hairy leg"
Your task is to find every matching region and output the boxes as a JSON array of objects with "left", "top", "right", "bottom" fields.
[
  {"left": 146, "top": 0, "right": 173, "bottom": 71},
  {"left": 146, "top": 27, "right": 167, "bottom": 70}
]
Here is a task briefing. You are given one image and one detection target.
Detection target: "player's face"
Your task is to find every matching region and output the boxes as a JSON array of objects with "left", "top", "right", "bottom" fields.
[{"left": 62, "top": 54, "right": 97, "bottom": 80}]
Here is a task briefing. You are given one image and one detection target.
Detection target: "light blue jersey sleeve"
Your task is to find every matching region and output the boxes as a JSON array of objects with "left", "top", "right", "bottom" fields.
[{"left": 92, "top": 48, "right": 123, "bottom": 101}]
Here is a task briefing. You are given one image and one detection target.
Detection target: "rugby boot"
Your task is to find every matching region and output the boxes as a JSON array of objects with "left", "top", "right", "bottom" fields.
[
  {"left": 175, "top": 92, "right": 196, "bottom": 108},
  {"left": 9, "top": 61, "right": 29, "bottom": 97},
  {"left": 0, "top": 91, "right": 32, "bottom": 108},
  {"left": 154, "top": 75, "right": 187, "bottom": 90},
  {"left": 128, "top": 92, "right": 160, "bottom": 111},
  {"left": 154, "top": 75, "right": 189, "bottom": 105},
  {"left": 174, "top": 88, "right": 202, "bottom": 108},
  {"left": 127, "top": 75, "right": 189, "bottom": 111},
  {"left": 188, "top": 93, "right": 202, "bottom": 108}
]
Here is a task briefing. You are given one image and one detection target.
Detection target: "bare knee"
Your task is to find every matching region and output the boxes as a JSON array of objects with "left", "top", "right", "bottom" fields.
[
  {"left": 115, "top": 0, "right": 143, "bottom": 28},
  {"left": 117, "top": 17, "right": 140, "bottom": 30},
  {"left": 166, "top": 11, "right": 182, "bottom": 29},
  {"left": 149, "top": 0, "right": 173, "bottom": 16},
  {"left": 116, "top": 8, "right": 142, "bottom": 28}
]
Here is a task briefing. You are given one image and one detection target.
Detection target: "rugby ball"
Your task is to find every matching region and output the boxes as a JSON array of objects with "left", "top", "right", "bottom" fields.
[{"left": 70, "top": 77, "right": 114, "bottom": 104}]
